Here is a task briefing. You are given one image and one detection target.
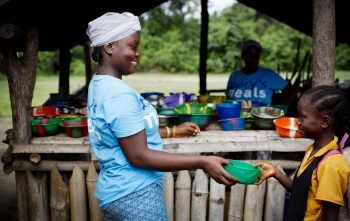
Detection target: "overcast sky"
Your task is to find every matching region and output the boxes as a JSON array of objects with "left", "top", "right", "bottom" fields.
[{"left": 209, "top": 0, "right": 237, "bottom": 14}]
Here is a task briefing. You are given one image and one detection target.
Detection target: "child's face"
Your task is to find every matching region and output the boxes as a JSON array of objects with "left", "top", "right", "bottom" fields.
[{"left": 296, "top": 96, "right": 324, "bottom": 139}]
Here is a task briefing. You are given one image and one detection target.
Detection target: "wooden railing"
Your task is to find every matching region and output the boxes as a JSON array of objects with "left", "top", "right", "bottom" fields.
[{"left": 3, "top": 129, "right": 311, "bottom": 221}]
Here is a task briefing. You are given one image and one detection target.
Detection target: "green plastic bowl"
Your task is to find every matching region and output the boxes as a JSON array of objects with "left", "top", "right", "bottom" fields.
[
  {"left": 177, "top": 114, "right": 212, "bottom": 130},
  {"left": 250, "top": 106, "right": 284, "bottom": 130},
  {"left": 223, "top": 159, "right": 262, "bottom": 184},
  {"left": 31, "top": 117, "right": 62, "bottom": 137},
  {"left": 174, "top": 103, "right": 214, "bottom": 115},
  {"left": 157, "top": 108, "right": 176, "bottom": 116}
]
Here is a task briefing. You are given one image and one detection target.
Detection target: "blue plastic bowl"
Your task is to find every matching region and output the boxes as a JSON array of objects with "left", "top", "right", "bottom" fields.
[
  {"left": 219, "top": 118, "right": 245, "bottom": 131},
  {"left": 216, "top": 103, "right": 241, "bottom": 120}
]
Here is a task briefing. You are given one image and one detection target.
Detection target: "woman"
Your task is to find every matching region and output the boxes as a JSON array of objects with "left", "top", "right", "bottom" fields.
[{"left": 86, "top": 12, "right": 238, "bottom": 220}]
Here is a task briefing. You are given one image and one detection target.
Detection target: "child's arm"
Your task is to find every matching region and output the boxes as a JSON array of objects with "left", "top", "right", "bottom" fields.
[
  {"left": 323, "top": 201, "right": 341, "bottom": 220},
  {"left": 253, "top": 161, "right": 293, "bottom": 191}
]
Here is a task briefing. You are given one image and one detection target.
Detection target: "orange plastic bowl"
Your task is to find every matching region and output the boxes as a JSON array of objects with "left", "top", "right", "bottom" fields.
[{"left": 273, "top": 117, "right": 302, "bottom": 138}]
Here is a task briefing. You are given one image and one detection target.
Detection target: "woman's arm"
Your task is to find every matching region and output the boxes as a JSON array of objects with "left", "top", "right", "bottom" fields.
[
  {"left": 118, "top": 129, "right": 239, "bottom": 186},
  {"left": 159, "top": 122, "right": 200, "bottom": 138}
]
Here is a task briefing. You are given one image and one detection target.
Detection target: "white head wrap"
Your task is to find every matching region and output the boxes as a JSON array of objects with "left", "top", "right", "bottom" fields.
[{"left": 86, "top": 12, "right": 141, "bottom": 47}]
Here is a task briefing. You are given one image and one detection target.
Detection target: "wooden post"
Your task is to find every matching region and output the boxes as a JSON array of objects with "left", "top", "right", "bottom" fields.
[
  {"left": 2, "top": 24, "right": 38, "bottom": 144},
  {"left": 69, "top": 165, "right": 87, "bottom": 221},
  {"left": 312, "top": 0, "right": 335, "bottom": 86},
  {"left": 191, "top": 169, "right": 209, "bottom": 221},
  {"left": 199, "top": 0, "right": 209, "bottom": 95},
  {"left": 244, "top": 182, "right": 266, "bottom": 221},
  {"left": 84, "top": 43, "right": 93, "bottom": 95},
  {"left": 86, "top": 161, "right": 104, "bottom": 221},
  {"left": 58, "top": 46, "right": 71, "bottom": 93},
  {"left": 175, "top": 170, "right": 191, "bottom": 221},
  {"left": 163, "top": 172, "right": 175, "bottom": 221},
  {"left": 15, "top": 172, "right": 29, "bottom": 221},
  {"left": 50, "top": 165, "right": 70, "bottom": 221},
  {"left": 208, "top": 178, "right": 226, "bottom": 221},
  {"left": 26, "top": 171, "right": 49, "bottom": 220},
  {"left": 264, "top": 165, "right": 286, "bottom": 220},
  {"left": 228, "top": 184, "right": 246, "bottom": 221}
]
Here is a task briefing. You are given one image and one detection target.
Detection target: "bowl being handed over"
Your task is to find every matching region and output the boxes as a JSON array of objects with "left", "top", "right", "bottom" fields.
[{"left": 223, "top": 159, "right": 262, "bottom": 184}]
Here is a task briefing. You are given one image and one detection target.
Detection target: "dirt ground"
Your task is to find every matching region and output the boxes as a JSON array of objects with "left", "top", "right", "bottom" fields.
[{"left": 0, "top": 117, "right": 18, "bottom": 221}]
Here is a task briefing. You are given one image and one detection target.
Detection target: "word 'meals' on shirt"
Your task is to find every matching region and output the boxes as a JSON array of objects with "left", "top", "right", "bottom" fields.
[{"left": 227, "top": 87, "right": 266, "bottom": 100}]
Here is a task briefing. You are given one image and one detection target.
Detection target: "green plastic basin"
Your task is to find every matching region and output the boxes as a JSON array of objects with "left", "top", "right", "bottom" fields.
[{"left": 223, "top": 159, "right": 262, "bottom": 184}]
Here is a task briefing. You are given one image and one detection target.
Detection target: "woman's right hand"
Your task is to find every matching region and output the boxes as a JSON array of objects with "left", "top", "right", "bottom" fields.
[{"left": 201, "top": 156, "right": 240, "bottom": 186}]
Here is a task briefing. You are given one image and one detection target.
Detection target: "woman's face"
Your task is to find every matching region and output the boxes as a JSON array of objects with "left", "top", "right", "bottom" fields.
[
  {"left": 111, "top": 31, "right": 141, "bottom": 75},
  {"left": 242, "top": 46, "right": 261, "bottom": 68},
  {"left": 296, "top": 96, "right": 323, "bottom": 139}
]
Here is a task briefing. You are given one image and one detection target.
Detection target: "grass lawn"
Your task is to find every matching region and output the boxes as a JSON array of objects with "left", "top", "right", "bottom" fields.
[{"left": 0, "top": 70, "right": 349, "bottom": 117}]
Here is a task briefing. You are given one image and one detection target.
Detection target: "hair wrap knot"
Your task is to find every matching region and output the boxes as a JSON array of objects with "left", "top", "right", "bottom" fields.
[{"left": 86, "top": 12, "right": 141, "bottom": 47}]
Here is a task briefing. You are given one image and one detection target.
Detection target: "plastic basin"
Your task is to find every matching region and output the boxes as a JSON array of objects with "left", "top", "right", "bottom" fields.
[
  {"left": 219, "top": 118, "right": 245, "bottom": 131},
  {"left": 60, "top": 119, "right": 88, "bottom": 138},
  {"left": 250, "top": 106, "right": 284, "bottom": 130},
  {"left": 177, "top": 114, "right": 212, "bottom": 131},
  {"left": 31, "top": 117, "right": 62, "bottom": 137},
  {"left": 215, "top": 103, "right": 241, "bottom": 120},
  {"left": 157, "top": 108, "right": 176, "bottom": 116},
  {"left": 273, "top": 117, "right": 302, "bottom": 138},
  {"left": 174, "top": 103, "right": 214, "bottom": 115},
  {"left": 31, "top": 106, "right": 60, "bottom": 117},
  {"left": 197, "top": 95, "right": 225, "bottom": 104},
  {"left": 223, "top": 159, "right": 262, "bottom": 184}
]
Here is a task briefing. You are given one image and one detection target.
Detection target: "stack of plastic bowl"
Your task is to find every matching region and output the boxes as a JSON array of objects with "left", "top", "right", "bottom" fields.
[
  {"left": 216, "top": 103, "right": 241, "bottom": 120},
  {"left": 60, "top": 119, "right": 88, "bottom": 138},
  {"left": 215, "top": 103, "right": 244, "bottom": 131},
  {"left": 31, "top": 117, "right": 62, "bottom": 137},
  {"left": 174, "top": 103, "right": 214, "bottom": 130},
  {"left": 157, "top": 107, "right": 179, "bottom": 127},
  {"left": 219, "top": 118, "right": 245, "bottom": 131}
]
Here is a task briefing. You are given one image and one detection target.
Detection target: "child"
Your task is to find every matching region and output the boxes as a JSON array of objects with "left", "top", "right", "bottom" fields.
[{"left": 254, "top": 85, "right": 350, "bottom": 220}]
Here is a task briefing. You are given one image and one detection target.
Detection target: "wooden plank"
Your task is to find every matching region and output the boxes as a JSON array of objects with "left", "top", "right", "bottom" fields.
[{"left": 12, "top": 144, "right": 91, "bottom": 154}]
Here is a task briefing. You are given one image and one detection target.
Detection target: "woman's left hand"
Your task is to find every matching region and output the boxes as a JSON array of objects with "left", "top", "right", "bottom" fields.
[{"left": 174, "top": 122, "right": 200, "bottom": 138}]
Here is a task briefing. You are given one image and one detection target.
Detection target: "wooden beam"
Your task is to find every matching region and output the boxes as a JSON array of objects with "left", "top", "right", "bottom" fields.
[{"left": 312, "top": 0, "right": 335, "bottom": 86}]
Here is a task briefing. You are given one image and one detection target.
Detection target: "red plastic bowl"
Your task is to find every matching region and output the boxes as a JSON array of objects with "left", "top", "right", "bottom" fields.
[
  {"left": 31, "top": 106, "right": 60, "bottom": 117},
  {"left": 31, "top": 117, "right": 62, "bottom": 137}
]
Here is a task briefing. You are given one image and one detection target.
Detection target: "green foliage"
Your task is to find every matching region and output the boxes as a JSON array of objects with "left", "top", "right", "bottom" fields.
[
  {"left": 336, "top": 43, "right": 350, "bottom": 70},
  {"left": 27, "top": 1, "right": 350, "bottom": 76}
]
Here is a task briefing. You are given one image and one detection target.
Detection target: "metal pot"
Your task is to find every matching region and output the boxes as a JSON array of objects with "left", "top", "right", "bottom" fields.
[{"left": 158, "top": 115, "right": 178, "bottom": 127}]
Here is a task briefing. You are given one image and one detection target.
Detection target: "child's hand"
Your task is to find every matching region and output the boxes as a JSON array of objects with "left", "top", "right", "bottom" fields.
[{"left": 253, "top": 161, "right": 277, "bottom": 185}]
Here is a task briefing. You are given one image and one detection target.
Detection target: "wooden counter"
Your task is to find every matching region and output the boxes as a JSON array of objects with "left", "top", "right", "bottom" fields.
[
  {"left": 11, "top": 130, "right": 311, "bottom": 154},
  {"left": 7, "top": 130, "right": 311, "bottom": 172}
]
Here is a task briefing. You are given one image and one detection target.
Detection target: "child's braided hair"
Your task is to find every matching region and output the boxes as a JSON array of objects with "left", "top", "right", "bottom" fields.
[{"left": 302, "top": 85, "right": 350, "bottom": 146}]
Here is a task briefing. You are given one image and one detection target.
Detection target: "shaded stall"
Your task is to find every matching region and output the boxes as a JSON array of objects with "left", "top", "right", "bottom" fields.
[{"left": 0, "top": 0, "right": 345, "bottom": 220}]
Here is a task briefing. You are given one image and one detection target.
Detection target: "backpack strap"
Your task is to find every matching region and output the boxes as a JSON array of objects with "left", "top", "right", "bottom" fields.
[{"left": 316, "top": 133, "right": 349, "bottom": 180}]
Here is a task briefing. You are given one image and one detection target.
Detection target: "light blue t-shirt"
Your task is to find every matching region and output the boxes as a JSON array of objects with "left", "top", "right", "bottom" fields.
[
  {"left": 225, "top": 67, "right": 288, "bottom": 105},
  {"left": 87, "top": 74, "right": 163, "bottom": 209}
]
